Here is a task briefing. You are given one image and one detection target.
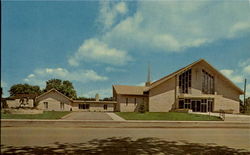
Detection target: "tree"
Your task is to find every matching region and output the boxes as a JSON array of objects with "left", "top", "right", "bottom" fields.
[
  {"left": 9, "top": 84, "right": 41, "bottom": 96},
  {"left": 44, "top": 79, "right": 77, "bottom": 99}
]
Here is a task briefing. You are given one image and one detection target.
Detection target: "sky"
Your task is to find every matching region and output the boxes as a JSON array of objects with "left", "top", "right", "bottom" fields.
[{"left": 1, "top": 0, "right": 250, "bottom": 98}]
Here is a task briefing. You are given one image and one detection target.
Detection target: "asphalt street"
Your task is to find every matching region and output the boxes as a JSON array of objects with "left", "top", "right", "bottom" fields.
[{"left": 1, "top": 127, "right": 250, "bottom": 154}]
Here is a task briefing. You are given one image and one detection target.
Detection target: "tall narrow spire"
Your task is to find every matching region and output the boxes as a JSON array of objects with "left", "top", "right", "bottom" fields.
[
  {"left": 147, "top": 62, "right": 151, "bottom": 83},
  {"left": 145, "top": 62, "right": 151, "bottom": 87}
]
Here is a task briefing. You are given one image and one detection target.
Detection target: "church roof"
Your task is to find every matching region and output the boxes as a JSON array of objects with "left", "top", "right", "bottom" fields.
[
  {"left": 147, "top": 59, "right": 244, "bottom": 94},
  {"left": 113, "top": 85, "right": 147, "bottom": 96}
]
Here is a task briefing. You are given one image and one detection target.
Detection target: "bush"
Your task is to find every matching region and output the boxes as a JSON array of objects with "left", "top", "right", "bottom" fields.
[{"left": 138, "top": 103, "right": 145, "bottom": 113}]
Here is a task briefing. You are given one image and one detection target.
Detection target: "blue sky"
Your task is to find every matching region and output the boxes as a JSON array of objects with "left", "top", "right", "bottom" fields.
[{"left": 2, "top": 0, "right": 250, "bottom": 98}]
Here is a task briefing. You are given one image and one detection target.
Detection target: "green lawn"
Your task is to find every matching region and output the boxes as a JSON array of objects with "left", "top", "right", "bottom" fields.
[
  {"left": 1, "top": 111, "right": 71, "bottom": 119},
  {"left": 116, "top": 112, "right": 222, "bottom": 121}
]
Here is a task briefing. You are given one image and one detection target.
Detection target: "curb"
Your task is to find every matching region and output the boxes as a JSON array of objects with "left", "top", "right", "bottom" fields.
[{"left": 1, "top": 119, "right": 250, "bottom": 129}]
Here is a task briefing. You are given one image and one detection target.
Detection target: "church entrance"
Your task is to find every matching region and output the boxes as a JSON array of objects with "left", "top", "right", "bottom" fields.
[{"left": 179, "top": 98, "right": 213, "bottom": 112}]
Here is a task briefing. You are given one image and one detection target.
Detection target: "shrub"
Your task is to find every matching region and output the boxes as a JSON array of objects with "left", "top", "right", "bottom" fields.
[{"left": 138, "top": 103, "right": 145, "bottom": 113}]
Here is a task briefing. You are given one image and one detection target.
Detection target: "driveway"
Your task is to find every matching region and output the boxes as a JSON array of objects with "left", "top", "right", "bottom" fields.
[{"left": 62, "top": 112, "right": 112, "bottom": 120}]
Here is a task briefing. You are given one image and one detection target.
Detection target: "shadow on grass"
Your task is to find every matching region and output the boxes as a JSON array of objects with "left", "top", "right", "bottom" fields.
[{"left": 1, "top": 137, "right": 249, "bottom": 154}]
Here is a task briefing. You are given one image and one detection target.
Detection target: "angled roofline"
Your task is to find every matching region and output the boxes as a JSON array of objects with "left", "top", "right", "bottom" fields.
[
  {"left": 36, "top": 88, "right": 73, "bottom": 102},
  {"left": 113, "top": 84, "right": 146, "bottom": 95},
  {"left": 147, "top": 59, "right": 244, "bottom": 94}
]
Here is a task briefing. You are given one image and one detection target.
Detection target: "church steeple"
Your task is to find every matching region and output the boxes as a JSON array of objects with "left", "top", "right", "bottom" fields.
[{"left": 145, "top": 62, "right": 151, "bottom": 87}]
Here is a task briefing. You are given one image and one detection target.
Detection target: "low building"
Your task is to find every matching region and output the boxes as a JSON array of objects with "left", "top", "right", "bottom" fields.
[
  {"left": 113, "top": 59, "right": 244, "bottom": 113},
  {"left": 36, "top": 89, "right": 116, "bottom": 112}
]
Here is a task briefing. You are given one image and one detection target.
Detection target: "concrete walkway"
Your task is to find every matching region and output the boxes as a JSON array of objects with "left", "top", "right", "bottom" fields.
[
  {"left": 107, "top": 113, "right": 126, "bottom": 121},
  {"left": 61, "top": 112, "right": 112, "bottom": 120},
  {"left": 190, "top": 112, "right": 250, "bottom": 122}
]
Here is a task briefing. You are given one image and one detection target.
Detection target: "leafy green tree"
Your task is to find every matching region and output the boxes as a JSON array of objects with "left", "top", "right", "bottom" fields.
[
  {"left": 44, "top": 79, "right": 77, "bottom": 99},
  {"left": 9, "top": 84, "right": 41, "bottom": 96}
]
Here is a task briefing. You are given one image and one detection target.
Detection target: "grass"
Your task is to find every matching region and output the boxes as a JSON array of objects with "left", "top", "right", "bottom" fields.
[
  {"left": 115, "top": 112, "right": 222, "bottom": 121},
  {"left": 1, "top": 111, "right": 71, "bottom": 119},
  {"left": 243, "top": 109, "right": 250, "bottom": 115}
]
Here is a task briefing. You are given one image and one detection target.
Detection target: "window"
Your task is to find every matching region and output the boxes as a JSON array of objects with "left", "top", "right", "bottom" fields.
[
  {"left": 179, "top": 100, "right": 184, "bottom": 109},
  {"left": 202, "top": 70, "right": 214, "bottom": 94},
  {"left": 60, "top": 102, "right": 64, "bottom": 110},
  {"left": 86, "top": 104, "right": 89, "bottom": 109},
  {"left": 179, "top": 69, "right": 192, "bottom": 94},
  {"left": 134, "top": 98, "right": 137, "bottom": 105},
  {"left": 126, "top": 98, "right": 128, "bottom": 106},
  {"left": 184, "top": 99, "right": 191, "bottom": 109},
  {"left": 44, "top": 102, "right": 48, "bottom": 109},
  {"left": 79, "top": 104, "right": 90, "bottom": 109},
  {"left": 103, "top": 104, "right": 107, "bottom": 110}
]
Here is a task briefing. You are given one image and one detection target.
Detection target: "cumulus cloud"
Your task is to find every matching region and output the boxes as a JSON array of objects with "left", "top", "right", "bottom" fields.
[
  {"left": 69, "top": 1, "right": 250, "bottom": 68},
  {"left": 97, "top": 1, "right": 128, "bottom": 31},
  {"left": 243, "top": 65, "right": 250, "bottom": 75},
  {"left": 239, "top": 58, "right": 250, "bottom": 67},
  {"left": 105, "top": 66, "right": 126, "bottom": 72},
  {"left": 220, "top": 69, "right": 244, "bottom": 83},
  {"left": 1, "top": 80, "right": 7, "bottom": 88},
  {"left": 102, "top": 1, "right": 250, "bottom": 52},
  {"left": 23, "top": 67, "right": 108, "bottom": 88},
  {"left": 68, "top": 38, "right": 132, "bottom": 67}
]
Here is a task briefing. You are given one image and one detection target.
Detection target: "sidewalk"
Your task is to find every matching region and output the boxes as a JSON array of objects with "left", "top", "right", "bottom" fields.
[
  {"left": 107, "top": 112, "right": 126, "bottom": 121},
  {"left": 1, "top": 119, "right": 250, "bottom": 128},
  {"left": 190, "top": 112, "right": 250, "bottom": 122}
]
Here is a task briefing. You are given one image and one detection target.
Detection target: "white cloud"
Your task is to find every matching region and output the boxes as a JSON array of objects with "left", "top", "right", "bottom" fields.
[
  {"left": 105, "top": 66, "right": 126, "bottom": 72},
  {"left": 220, "top": 69, "right": 244, "bottom": 83},
  {"left": 68, "top": 38, "right": 132, "bottom": 67},
  {"left": 70, "top": 1, "right": 250, "bottom": 68},
  {"left": 97, "top": 1, "right": 128, "bottom": 31},
  {"left": 1, "top": 80, "right": 7, "bottom": 88},
  {"left": 27, "top": 74, "right": 35, "bottom": 78},
  {"left": 83, "top": 88, "right": 112, "bottom": 98},
  {"left": 243, "top": 65, "right": 250, "bottom": 75},
  {"left": 115, "top": 2, "right": 127, "bottom": 14},
  {"left": 23, "top": 67, "right": 108, "bottom": 88},
  {"left": 136, "top": 82, "right": 145, "bottom": 86},
  {"left": 101, "top": 1, "right": 250, "bottom": 52},
  {"left": 239, "top": 58, "right": 250, "bottom": 67}
]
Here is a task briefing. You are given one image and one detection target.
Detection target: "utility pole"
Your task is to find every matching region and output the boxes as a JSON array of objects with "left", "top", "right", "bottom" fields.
[{"left": 243, "top": 78, "right": 247, "bottom": 112}]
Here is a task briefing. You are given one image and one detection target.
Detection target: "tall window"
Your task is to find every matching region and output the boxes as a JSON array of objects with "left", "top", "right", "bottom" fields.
[
  {"left": 134, "top": 98, "right": 137, "bottom": 105},
  {"left": 103, "top": 104, "right": 107, "bottom": 110},
  {"left": 179, "top": 69, "right": 192, "bottom": 94},
  {"left": 202, "top": 70, "right": 214, "bottom": 94},
  {"left": 44, "top": 102, "right": 48, "bottom": 109},
  {"left": 60, "top": 102, "right": 64, "bottom": 110}
]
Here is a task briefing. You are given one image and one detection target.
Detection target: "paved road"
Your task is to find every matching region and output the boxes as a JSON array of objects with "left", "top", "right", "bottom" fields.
[
  {"left": 1, "top": 127, "right": 250, "bottom": 154},
  {"left": 62, "top": 112, "right": 112, "bottom": 120}
]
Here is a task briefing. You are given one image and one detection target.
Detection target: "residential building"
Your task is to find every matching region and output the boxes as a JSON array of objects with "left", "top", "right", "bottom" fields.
[{"left": 36, "top": 89, "right": 116, "bottom": 112}]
